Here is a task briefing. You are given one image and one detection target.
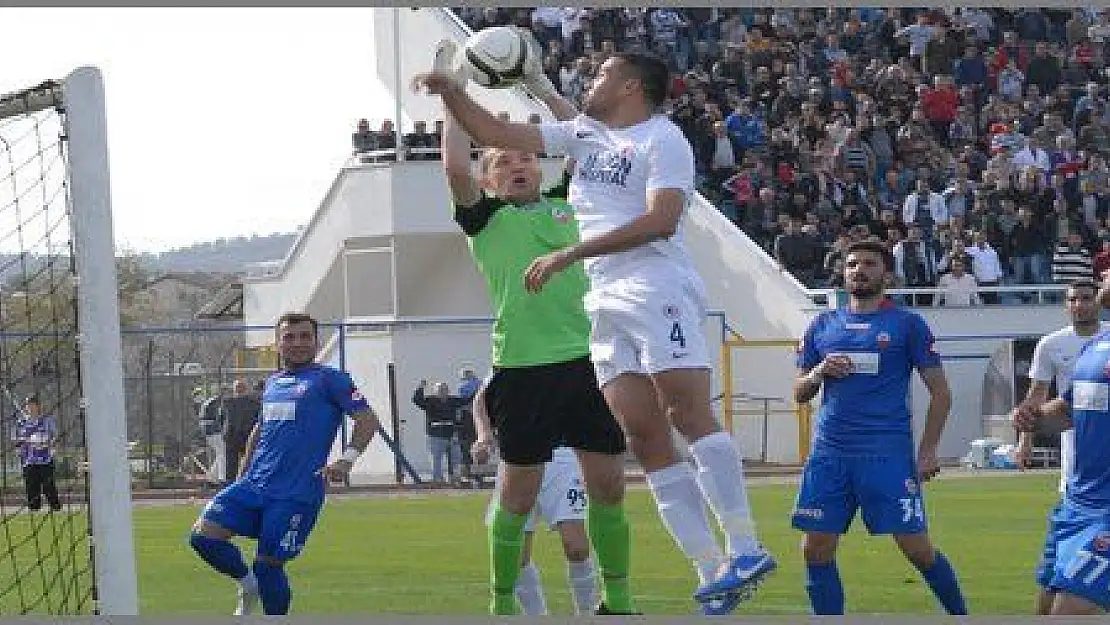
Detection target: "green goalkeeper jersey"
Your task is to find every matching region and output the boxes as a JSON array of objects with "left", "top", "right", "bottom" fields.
[{"left": 454, "top": 174, "right": 591, "bottom": 367}]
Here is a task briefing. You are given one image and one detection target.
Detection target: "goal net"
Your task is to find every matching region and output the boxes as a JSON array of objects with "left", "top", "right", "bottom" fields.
[{"left": 0, "top": 69, "right": 136, "bottom": 615}]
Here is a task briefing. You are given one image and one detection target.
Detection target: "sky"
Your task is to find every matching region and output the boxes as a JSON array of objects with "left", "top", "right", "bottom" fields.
[{"left": 0, "top": 8, "right": 396, "bottom": 253}]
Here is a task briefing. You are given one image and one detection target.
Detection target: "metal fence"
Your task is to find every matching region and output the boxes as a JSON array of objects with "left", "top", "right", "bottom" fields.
[{"left": 119, "top": 325, "right": 274, "bottom": 490}]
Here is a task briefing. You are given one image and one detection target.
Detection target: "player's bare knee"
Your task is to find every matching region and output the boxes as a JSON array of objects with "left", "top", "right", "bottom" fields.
[
  {"left": 499, "top": 465, "right": 543, "bottom": 514},
  {"left": 801, "top": 533, "right": 838, "bottom": 564},
  {"left": 194, "top": 518, "right": 233, "bottom": 540},
  {"left": 576, "top": 452, "right": 624, "bottom": 505},
  {"left": 255, "top": 554, "right": 285, "bottom": 568},
  {"left": 559, "top": 527, "right": 591, "bottom": 563},
  {"left": 893, "top": 533, "right": 936, "bottom": 568}
]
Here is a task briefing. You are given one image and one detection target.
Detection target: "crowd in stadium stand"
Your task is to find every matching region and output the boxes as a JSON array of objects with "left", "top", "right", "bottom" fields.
[{"left": 362, "top": 8, "right": 1110, "bottom": 299}]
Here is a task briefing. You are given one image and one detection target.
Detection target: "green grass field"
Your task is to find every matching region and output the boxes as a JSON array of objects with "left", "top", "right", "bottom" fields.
[
  {"left": 0, "top": 472, "right": 1064, "bottom": 615},
  {"left": 134, "top": 472, "right": 1059, "bottom": 616}
]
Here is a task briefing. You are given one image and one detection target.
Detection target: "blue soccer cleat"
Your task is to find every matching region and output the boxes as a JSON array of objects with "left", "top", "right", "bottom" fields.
[
  {"left": 698, "top": 588, "right": 750, "bottom": 616},
  {"left": 694, "top": 551, "right": 777, "bottom": 602}
]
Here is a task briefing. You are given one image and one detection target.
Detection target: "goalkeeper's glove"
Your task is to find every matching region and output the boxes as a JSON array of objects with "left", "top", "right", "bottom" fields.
[
  {"left": 432, "top": 39, "right": 471, "bottom": 90},
  {"left": 511, "top": 27, "right": 560, "bottom": 102}
]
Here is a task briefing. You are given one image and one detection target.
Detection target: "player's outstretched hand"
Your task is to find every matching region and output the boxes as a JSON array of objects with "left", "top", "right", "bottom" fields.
[
  {"left": 917, "top": 445, "right": 940, "bottom": 482},
  {"left": 509, "top": 27, "right": 560, "bottom": 102},
  {"left": 1010, "top": 403, "right": 1038, "bottom": 432},
  {"left": 319, "top": 458, "right": 354, "bottom": 484},
  {"left": 524, "top": 249, "right": 574, "bottom": 294},
  {"left": 471, "top": 438, "right": 493, "bottom": 465},
  {"left": 432, "top": 39, "right": 471, "bottom": 89},
  {"left": 817, "top": 354, "right": 854, "bottom": 378}
]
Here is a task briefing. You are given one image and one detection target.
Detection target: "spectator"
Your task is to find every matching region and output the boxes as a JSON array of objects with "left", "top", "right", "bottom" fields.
[
  {"left": 412, "top": 380, "right": 470, "bottom": 485},
  {"left": 455, "top": 367, "right": 482, "bottom": 485},
  {"left": 404, "top": 121, "right": 438, "bottom": 161},
  {"left": 935, "top": 256, "right": 981, "bottom": 307},
  {"left": 1053, "top": 229, "right": 1095, "bottom": 284},
  {"left": 221, "top": 379, "right": 260, "bottom": 483},
  {"left": 1094, "top": 236, "right": 1110, "bottom": 280},
  {"left": 774, "top": 216, "right": 819, "bottom": 284},
  {"left": 893, "top": 224, "right": 941, "bottom": 300},
  {"left": 965, "top": 229, "right": 1005, "bottom": 303},
  {"left": 352, "top": 119, "right": 377, "bottom": 157},
  {"left": 902, "top": 178, "right": 948, "bottom": 239},
  {"left": 1009, "top": 207, "right": 1053, "bottom": 286}
]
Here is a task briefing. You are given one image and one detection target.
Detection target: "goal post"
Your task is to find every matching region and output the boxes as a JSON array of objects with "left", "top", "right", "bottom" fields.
[
  {"left": 62, "top": 66, "right": 138, "bottom": 616},
  {"left": 0, "top": 67, "right": 138, "bottom": 615}
]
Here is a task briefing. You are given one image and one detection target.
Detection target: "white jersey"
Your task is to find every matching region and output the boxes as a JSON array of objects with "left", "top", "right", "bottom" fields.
[
  {"left": 539, "top": 114, "right": 702, "bottom": 288},
  {"left": 1029, "top": 324, "right": 1108, "bottom": 493}
]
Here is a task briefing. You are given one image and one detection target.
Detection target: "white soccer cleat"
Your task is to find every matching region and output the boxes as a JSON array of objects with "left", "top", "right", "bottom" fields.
[{"left": 234, "top": 576, "right": 260, "bottom": 616}]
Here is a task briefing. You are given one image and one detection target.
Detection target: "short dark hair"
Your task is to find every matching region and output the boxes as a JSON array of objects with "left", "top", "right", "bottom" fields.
[
  {"left": 846, "top": 240, "right": 895, "bottom": 272},
  {"left": 612, "top": 52, "right": 670, "bottom": 108},
  {"left": 1068, "top": 279, "right": 1098, "bottom": 295},
  {"left": 276, "top": 312, "right": 318, "bottom": 336}
]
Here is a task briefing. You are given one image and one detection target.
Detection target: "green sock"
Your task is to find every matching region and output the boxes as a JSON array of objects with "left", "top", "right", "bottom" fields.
[
  {"left": 489, "top": 505, "right": 528, "bottom": 615},
  {"left": 587, "top": 501, "right": 635, "bottom": 613}
]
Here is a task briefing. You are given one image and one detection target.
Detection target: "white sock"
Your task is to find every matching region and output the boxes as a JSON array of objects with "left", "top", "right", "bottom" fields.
[
  {"left": 515, "top": 562, "right": 548, "bottom": 616},
  {"left": 646, "top": 462, "right": 725, "bottom": 584},
  {"left": 566, "top": 557, "right": 599, "bottom": 615},
  {"left": 238, "top": 570, "right": 257, "bottom": 592},
  {"left": 690, "top": 431, "right": 762, "bottom": 557}
]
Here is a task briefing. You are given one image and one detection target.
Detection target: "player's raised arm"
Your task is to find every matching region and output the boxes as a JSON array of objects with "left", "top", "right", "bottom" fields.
[
  {"left": 412, "top": 74, "right": 546, "bottom": 155},
  {"left": 432, "top": 40, "right": 481, "bottom": 207},
  {"left": 512, "top": 27, "right": 578, "bottom": 122},
  {"left": 443, "top": 112, "right": 480, "bottom": 206}
]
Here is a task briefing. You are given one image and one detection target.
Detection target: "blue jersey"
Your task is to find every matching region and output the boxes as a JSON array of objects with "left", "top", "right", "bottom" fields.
[
  {"left": 797, "top": 301, "right": 941, "bottom": 456},
  {"left": 1062, "top": 330, "right": 1110, "bottom": 512},
  {"left": 242, "top": 364, "right": 370, "bottom": 503},
  {"left": 11, "top": 415, "right": 57, "bottom": 466}
]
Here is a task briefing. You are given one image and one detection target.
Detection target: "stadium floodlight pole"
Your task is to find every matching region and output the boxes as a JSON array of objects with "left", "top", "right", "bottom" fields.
[
  {"left": 392, "top": 7, "right": 407, "bottom": 162},
  {"left": 61, "top": 67, "right": 140, "bottom": 616}
]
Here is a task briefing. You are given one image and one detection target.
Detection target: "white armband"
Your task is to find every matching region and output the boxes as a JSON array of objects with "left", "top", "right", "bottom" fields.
[{"left": 804, "top": 369, "right": 824, "bottom": 385}]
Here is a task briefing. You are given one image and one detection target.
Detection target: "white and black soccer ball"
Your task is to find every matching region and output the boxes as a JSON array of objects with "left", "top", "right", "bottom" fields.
[{"left": 464, "top": 26, "right": 529, "bottom": 89}]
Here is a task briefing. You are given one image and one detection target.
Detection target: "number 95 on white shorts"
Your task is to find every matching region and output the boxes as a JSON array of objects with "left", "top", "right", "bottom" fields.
[{"left": 486, "top": 448, "right": 587, "bottom": 532}]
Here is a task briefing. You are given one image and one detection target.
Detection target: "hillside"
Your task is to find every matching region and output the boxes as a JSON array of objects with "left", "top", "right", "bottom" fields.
[{"left": 137, "top": 232, "right": 297, "bottom": 274}]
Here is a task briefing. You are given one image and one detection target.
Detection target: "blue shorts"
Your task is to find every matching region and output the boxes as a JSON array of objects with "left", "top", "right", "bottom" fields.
[
  {"left": 791, "top": 454, "right": 927, "bottom": 535},
  {"left": 1035, "top": 500, "right": 1064, "bottom": 588},
  {"left": 1039, "top": 503, "right": 1110, "bottom": 610},
  {"left": 201, "top": 481, "right": 322, "bottom": 561}
]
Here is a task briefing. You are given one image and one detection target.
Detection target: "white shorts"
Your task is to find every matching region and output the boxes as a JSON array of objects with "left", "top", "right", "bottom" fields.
[
  {"left": 585, "top": 278, "right": 710, "bottom": 388},
  {"left": 485, "top": 447, "right": 586, "bottom": 532}
]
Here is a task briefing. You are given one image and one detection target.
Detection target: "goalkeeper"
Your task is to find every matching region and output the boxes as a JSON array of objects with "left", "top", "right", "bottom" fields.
[{"left": 435, "top": 35, "right": 637, "bottom": 616}]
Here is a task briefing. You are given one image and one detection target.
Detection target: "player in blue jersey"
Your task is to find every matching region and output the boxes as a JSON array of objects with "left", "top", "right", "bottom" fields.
[
  {"left": 1015, "top": 272, "right": 1110, "bottom": 615},
  {"left": 187, "top": 312, "right": 380, "bottom": 615},
  {"left": 790, "top": 241, "right": 968, "bottom": 615}
]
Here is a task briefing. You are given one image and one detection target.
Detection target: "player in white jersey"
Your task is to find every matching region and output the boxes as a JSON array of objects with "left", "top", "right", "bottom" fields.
[
  {"left": 414, "top": 50, "right": 774, "bottom": 614},
  {"left": 472, "top": 379, "right": 598, "bottom": 616},
  {"left": 1016, "top": 279, "right": 1105, "bottom": 614}
]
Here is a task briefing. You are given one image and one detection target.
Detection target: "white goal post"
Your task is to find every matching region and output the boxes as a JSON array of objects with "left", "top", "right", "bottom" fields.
[{"left": 0, "top": 67, "right": 139, "bottom": 615}]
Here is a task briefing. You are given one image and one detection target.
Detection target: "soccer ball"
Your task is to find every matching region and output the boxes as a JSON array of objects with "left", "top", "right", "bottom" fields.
[{"left": 464, "top": 26, "right": 529, "bottom": 89}]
